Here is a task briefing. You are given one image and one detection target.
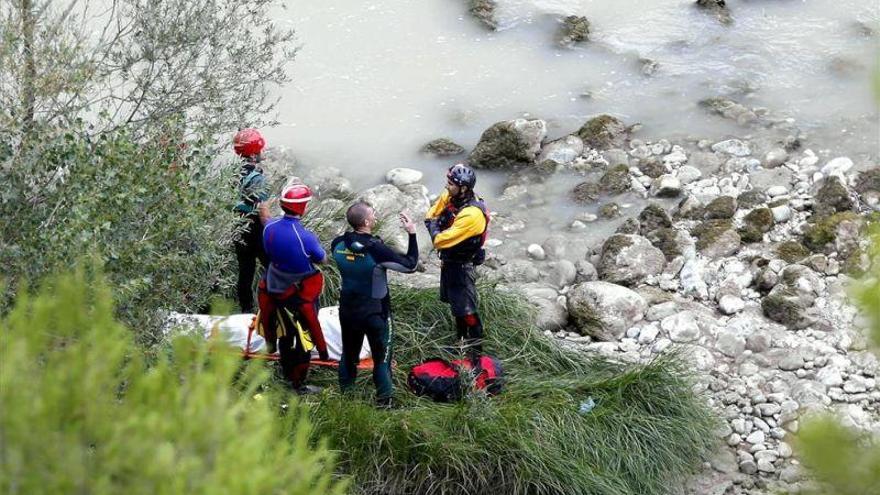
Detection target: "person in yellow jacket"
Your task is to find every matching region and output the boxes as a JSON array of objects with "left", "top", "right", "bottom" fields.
[{"left": 425, "top": 164, "right": 490, "bottom": 365}]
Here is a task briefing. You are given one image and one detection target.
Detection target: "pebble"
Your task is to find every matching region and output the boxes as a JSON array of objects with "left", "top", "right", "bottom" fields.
[
  {"left": 727, "top": 433, "right": 742, "bottom": 446},
  {"left": 767, "top": 185, "right": 789, "bottom": 197},
  {"left": 746, "top": 431, "right": 765, "bottom": 444},
  {"left": 764, "top": 148, "right": 788, "bottom": 168},
  {"left": 739, "top": 460, "right": 758, "bottom": 475},
  {"left": 526, "top": 244, "right": 546, "bottom": 260},
  {"left": 771, "top": 205, "right": 792, "bottom": 223},
  {"left": 757, "top": 459, "right": 776, "bottom": 473},
  {"left": 677, "top": 165, "right": 702, "bottom": 184},
  {"left": 718, "top": 295, "right": 745, "bottom": 315},
  {"left": 637, "top": 325, "right": 659, "bottom": 344}
]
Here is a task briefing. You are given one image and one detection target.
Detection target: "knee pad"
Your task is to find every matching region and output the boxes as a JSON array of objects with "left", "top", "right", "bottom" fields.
[{"left": 462, "top": 313, "right": 480, "bottom": 327}]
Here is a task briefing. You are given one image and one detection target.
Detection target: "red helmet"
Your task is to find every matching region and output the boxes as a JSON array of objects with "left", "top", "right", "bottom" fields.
[
  {"left": 233, "top": 128, "right": 265, "bottom": 157},
  {"left": 280, "top": 184, "right": 313, "bottom": 216}
]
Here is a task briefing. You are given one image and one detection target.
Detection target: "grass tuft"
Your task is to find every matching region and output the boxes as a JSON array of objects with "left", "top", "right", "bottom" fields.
[{"left": 279, "top": 284, "right": 717, "bottom": 495}]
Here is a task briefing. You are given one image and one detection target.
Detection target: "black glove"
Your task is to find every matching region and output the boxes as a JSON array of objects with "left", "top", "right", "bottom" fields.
[{"left": 318, "top": 348, "right": 330, "bottom": 362}]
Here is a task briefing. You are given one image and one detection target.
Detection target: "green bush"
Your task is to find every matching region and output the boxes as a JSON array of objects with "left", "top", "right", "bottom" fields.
[
  {"left": 795, "top": 227, "right": 880, "bottom": 494},
  {"left": 0, "top": 123, "right": 240, "bottom": 345},
  {"left": 290, "top": 284, "right": 717, "bottom": 495},
  {"left": 0, "top": 268, "right": 345, "bottom": 494}
]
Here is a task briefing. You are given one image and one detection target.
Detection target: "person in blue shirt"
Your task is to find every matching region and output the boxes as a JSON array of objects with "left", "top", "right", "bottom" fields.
[
  {"left": 331, "top": 202, "right": 418, "bottom": 408},
  {"left": 257, "top": 183, "right": 328, "bottom": 393}
]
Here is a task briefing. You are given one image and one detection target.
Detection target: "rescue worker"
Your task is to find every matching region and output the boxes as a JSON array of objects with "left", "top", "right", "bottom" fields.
[
  {"left": 331, "top": 202, "right": 418, "bottom": 408},
  {"left": 258, "top": 183, "right": 329, "bottom": 393},
  {"left": 233, "top": 128, "right": 269, "bottom": 313},
  {"left": 424, "top": 164, "right": 490, "bottom": 366}
]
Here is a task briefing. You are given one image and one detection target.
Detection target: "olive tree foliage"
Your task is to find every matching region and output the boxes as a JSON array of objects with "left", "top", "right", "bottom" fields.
[
  {"left": 0, "top": 268, "right": 346, "bottom": 495},
  {"left": 0, "top": 0, "right": 296, "bottom": 344},
  {"left": 0, "top": 123, "right": 242, "bottom": 346},
  {"left": 0, "top": 0, "right": 296, "bottom": 138}
]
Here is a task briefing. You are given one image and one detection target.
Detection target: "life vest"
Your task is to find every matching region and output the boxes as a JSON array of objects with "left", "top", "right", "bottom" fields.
[
  {"left": 437, "top": 196, "right": 490, "bottom": 263},
  {"left": 234, "top": 163, "right": 264, "bottom": 215}
]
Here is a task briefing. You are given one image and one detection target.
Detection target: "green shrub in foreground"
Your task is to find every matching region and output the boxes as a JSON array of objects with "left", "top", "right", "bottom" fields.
[
  {"left": 0, "top": 269, "right": 345, "bottom": 495},
  {"left": 294, "top": 284, "right": 717, "bottom": 495}
]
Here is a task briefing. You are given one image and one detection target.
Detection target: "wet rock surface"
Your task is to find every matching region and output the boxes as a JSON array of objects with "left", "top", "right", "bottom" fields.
[{"left": 312, "top": 114, "right": 879, "bottom": 495}]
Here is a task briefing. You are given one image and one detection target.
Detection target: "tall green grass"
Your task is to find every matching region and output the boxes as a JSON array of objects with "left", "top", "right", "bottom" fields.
[{"left": 291, "top": 283, "right": 717, "bottom": 495}]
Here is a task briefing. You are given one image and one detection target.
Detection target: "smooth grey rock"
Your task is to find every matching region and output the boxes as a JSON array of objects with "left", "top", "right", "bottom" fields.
[
  {"left": 598, "top": 234, "right": 666, "bottom": 286},
  {"left": 677, "top": 165, "right": 702, "bottom": 184},
  {"left": 661, "top": 311, "right": 701, "bottom": 343},
  {"left": 716, "top": 329, "right": 746, "bottom": 357},
  {"left": 718, "top": 295, "right": 745, "bottom": 315},
  {"left": 537, "top": 135, "right": 584, "bottom": 165},
  {"left": 764, "top": 148, "right": 788, "bottom": 168},
  {"left": 385, "top": 167, "right": 423, "bottom": 187},
  {"left": 567, "top": 281, "right": 648, "bottom": 341},
  {"left": 712, "top": 139, "right": 751, "bottom": 157},
  {"left": 821, "top": 156, "right": 853, "bottom": 177},
  {"left": 527, "top": 243, "right": 546, "bottom": 260},
  {"left": 646, "top": 301, "right": 678, "bottom": 321},
  {"left": 650, "top": 174, "right": 682, "bottom": 197}
]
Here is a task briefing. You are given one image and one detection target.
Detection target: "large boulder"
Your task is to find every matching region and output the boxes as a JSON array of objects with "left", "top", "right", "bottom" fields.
[
  {"left": 576, "top": 115, "right": 629, "bottom": 150},
  {"left": 468, "top": 119, "right": 547, "bottom": 170},
  {"left": 598, "top": 234, "right": 666, "bottom": 286},
  {"left": 567, "top": 281, "right": 648, "bottom": 340}
]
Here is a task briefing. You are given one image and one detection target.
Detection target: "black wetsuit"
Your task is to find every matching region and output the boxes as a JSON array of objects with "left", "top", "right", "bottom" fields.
[{"left": 331, "top": 231, "right": 418, "bottom": 402}]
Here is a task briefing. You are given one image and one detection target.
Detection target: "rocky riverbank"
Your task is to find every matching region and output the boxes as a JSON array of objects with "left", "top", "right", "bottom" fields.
[{"left": 265, "top": 110, "right": 879, "bottom": 494}]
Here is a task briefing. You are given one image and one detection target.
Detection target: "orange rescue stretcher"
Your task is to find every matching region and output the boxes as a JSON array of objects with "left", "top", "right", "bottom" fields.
[{"left": 242, "top": 313, "right": 375, "bottom": 370}]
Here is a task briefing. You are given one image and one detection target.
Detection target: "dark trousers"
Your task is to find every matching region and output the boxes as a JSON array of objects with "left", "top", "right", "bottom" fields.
[
  {"left": 235, "top": 217, "right": 266, "bottom": 313},
  {"left": 338, "top": 309, "right": 393, "bottom": 400}
]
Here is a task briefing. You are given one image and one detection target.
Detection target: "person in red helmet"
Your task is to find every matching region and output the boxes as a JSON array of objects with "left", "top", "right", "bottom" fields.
[
  {"left": 424, "top": 163, "right": 490, "bottom": 367},
  {"left": 233, "top": 128, "right": 269, "bottom": 313},
  {"left": 257, "top": 183, "right": 330, "bottom": 393}
]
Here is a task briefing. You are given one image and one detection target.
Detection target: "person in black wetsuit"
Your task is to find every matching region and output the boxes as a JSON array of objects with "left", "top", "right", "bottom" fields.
[{"left": 331, "top": 202, "right": 418, "bottom": 408}]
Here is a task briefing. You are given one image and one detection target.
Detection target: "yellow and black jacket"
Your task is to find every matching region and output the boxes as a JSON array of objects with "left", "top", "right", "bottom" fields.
[{"left": 426, "top": 190, "right": 489, "bottom": 263}]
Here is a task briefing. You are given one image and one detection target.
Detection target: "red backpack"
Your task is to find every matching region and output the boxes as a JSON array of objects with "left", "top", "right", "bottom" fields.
[{"left": 407, "top": 356, "right": 503, "bottom": 402}]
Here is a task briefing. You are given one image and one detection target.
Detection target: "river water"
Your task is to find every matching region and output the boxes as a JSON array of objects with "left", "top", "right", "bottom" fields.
[{"left": 264, "top": 0, "right": 878, "bottom": 245}]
